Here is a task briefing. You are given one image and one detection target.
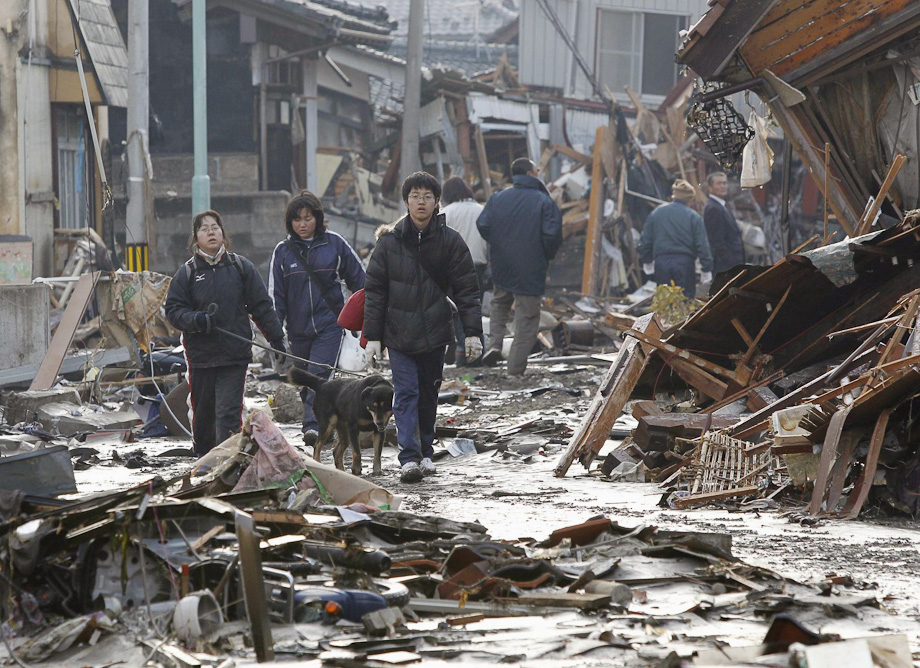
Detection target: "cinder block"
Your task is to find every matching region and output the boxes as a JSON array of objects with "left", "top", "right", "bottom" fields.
[{"left": 2, "top": 388, "right": 82, "bottom": 425}]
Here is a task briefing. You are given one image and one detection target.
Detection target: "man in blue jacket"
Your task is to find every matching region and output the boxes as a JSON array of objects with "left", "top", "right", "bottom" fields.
[
  {"left": 477, "top": 158, "right": 562, "bottom": 375},
  {"left": 638, "top": 179, "right": 713, "bottom": 299},
  {"left": 269, "top": 191, "right": 365, "bottom": 445}
]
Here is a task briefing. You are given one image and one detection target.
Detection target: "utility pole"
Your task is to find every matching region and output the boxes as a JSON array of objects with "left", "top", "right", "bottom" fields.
[
  {"left": 126, "top": 0, "right": 149, "bottom": 271},
  {"left": 192, "top": 0, "right": 211, "bottom": 213},
  {"left": 303, "top": 57, "right": 318, "bottom": 192},
  {"left": 400, "top": 0, "right": 423, "bottom": 180}
]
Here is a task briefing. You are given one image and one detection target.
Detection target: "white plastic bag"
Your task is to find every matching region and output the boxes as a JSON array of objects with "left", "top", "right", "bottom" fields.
[{"left": 741, "top": 111, "right": 774, "bottom": 188}]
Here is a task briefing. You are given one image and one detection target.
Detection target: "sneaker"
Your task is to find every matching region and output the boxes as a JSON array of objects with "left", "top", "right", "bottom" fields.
[
  {"left": 420, "top": 457, "right": 437, "bottom": 476},
  {"left": 482, "top": 348, "right": 503, "bottom": 368},
  {"left": 400, "top": 461, "right": 424, "bottom": 483},
  {"left": 303, "top": 429, "right": 318, "bottom": 447}
]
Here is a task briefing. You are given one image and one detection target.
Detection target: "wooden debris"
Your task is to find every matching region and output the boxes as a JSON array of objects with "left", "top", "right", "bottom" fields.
[{"left": 554, "top": 314, "right": 662, "bottom": 477}]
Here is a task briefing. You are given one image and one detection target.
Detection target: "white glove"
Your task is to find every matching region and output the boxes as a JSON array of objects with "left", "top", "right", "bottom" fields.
[
  {"left": 465, "top": 337, "right": 483, "bottom": 362},
  {"left": 700, "top": 271, "right": 713, "bottom": 284},
  {"left": 365, "top": 341, "right": 382, "bottom": 369},
  {"left": 643, "top": 262, "right": 655, "bottom": 275}
]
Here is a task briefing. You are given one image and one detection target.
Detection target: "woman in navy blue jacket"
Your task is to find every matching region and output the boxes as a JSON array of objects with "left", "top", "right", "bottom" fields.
[{"left": 269, "top": 190, "right": 365, "bottom": 445}]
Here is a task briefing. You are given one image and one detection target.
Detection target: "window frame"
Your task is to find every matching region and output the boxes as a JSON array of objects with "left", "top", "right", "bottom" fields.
[{"left": 593, "top": 8, "right": 688, "bottom": 102}]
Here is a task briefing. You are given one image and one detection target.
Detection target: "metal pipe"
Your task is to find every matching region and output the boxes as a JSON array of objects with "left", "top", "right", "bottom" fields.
[{"left": 697, "top": 77, "right": 765, "bottom": 103}]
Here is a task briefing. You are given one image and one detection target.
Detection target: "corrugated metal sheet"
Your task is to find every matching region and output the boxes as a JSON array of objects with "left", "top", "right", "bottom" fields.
[
  {"left": 519, "top": 0, "right": 575, "bottom": 90},
  {"left": 564, "top": 108, "right": 609, "bottom": 151},
  {"left": 521, "top": 0, "right": 708, "bottom": 101}
]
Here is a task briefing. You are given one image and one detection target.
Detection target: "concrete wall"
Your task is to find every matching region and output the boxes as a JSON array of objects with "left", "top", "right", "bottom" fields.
[
  {"left": 0, "top": 285, "right": 50, "bottom": 370},
  {"left": 122, "top": 190, "right": 290, "bottom": 280},
  {"left": 0, "top": 0, "right": 59, "bottom": 279},
  {"left": 0, "top": 2, "right": 24, "bottom": 240},
  {"left": 111, "top": 152, "right": 261, "bottom": 196}
]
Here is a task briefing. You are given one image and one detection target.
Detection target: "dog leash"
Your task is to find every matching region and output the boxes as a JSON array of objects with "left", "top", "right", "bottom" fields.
[{"left": 205, "top": 304, "right": 367, "bottom": 377}]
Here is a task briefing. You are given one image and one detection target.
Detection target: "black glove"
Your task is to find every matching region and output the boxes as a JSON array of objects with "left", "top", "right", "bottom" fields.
[{"left": 194, "top": 312, "right": 212, "bottom": 334}]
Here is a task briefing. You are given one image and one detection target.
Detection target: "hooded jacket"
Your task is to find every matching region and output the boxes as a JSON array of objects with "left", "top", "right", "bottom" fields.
[
  {"left": 165, "top": 252, "right": 284, "bottom": 368},
  {"left": 268, "top": 229, "right": 365, "bottom": 342},
  {"left": 476, "top": 174, "right": 563, "bottom": 296},
  {"left": 364, "top": 213, "right": 482, "bottom": 355}
]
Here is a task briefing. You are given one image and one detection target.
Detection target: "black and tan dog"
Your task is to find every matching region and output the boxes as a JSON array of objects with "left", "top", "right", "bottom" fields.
[{"left": 288, "top": 368, "right": 394, "bottom": 476}]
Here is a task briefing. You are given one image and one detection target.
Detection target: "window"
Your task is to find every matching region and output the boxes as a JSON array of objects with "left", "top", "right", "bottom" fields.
[{"left": 596, "top": 10, "right": 687, "bottom": 98}]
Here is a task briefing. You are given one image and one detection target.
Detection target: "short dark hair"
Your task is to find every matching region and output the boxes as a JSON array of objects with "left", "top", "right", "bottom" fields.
[
  {"left": 707, "top": 171, "right": 727, "bottom": 187},
  {"left": 511, "top": 158, "right": 535, "bottom": 176},
  {"left": 440, "top": 176, "right": 475, "bottom": 205},
  {"left": 284, "top": 190, "right": 325, "bottom": 237},
  {"left": 401, "top": 171, "right": 441, "bottom": 203},
  {"left": 188, "top": 209, "right": 231, "bottom": 252}
]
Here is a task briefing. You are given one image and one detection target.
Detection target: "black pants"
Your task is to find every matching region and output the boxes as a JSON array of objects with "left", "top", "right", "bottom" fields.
[
  {"left": 654, "top": 253, "right": 696, "bottom": 299},
  {"left": 188, "top": 363, "right": 248, "bottom": 456}
]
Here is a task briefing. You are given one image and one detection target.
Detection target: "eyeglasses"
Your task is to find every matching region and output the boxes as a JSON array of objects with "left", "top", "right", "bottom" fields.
[
  {"left": 198, "top": 225, "right": 222, "bottom": 233},
  {"left": 407, "top": 194, "right": 436, "bottom": 203}
]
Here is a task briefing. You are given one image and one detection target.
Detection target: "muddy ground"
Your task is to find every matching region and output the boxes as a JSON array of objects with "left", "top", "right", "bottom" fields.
[{"left": 58, "top": 361, "right": 920, "bottom": 665}]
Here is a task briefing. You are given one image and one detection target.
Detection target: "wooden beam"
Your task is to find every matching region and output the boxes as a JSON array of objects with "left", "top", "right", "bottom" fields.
[
  {"left": 855, "top": 153, "right": 907, "bottom": 236},
  {"left": 620, "top": 327, "right": 743, "bottom": 382},
  {"left": 841, "top": 407, "right": 892, "bottom": 519},
  {"left": 731, "top": 318, "right": 755, "bottom": 348},
  {"left": 551, "top": 143, "right": 592, "bottom": 165},
  {"left": 808, "top": 406, "right": 852, "bottom": 516},
  {"left": 673, "top": 486, "right": 760, "bottom": 508},
  {"left": 738, "top": 284, "right": 793, "bottom": 369},
  {"left": 30, "top": 272, "right": 100, "bottom": 391},
  {"left": 581, "top": 126, "right": 606, "bottom": 296},
  {"left": 474, "top": 124, "right": 492, "bottom": 199},
  {"left": 667, "top": 356, "right": 729, "bottom": 401},
  {"left": 554, "top": 314, "right": 662, "bottom": 477}
]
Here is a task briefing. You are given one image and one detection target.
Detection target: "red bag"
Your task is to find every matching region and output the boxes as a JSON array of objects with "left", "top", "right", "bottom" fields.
[{"left": 337, "top": 288, "right": 368, "bottom": 348}]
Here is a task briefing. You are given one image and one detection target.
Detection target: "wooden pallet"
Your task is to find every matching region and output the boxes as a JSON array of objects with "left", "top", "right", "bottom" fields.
[{"left": 673, "top": 431, "right": 786, "bottom": 508}]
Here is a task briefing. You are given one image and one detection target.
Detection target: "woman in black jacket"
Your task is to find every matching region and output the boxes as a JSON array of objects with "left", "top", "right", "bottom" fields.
[{"left": 165, "top": 210, "right": 286, "bottom": 456}]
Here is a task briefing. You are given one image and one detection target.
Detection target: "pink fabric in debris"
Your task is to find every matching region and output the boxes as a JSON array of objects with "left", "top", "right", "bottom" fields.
[{"left": 233, "top": 410, "right": 314, "bottom": 493}]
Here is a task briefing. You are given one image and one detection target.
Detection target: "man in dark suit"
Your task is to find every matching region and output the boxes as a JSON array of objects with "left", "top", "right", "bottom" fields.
[{"left": 703, "top": 172, "right": 745, "bottom": 275}]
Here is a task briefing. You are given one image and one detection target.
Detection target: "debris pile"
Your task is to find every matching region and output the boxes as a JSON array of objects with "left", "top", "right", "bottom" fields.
[
  {"left": 557, "top": 212, "right": 920, "bottom": 520},
  {"left": 1, "top": 408, "right": 911, "bottom": 667}
]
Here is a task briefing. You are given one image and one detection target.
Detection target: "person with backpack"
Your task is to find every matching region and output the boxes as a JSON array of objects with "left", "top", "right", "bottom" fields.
[
  {"left": 269, "top": 190, "right": 366, "bottom": 446},
  {"left": 364, "top": 172, "right": 483, "bottom": 483},
  {"left": 165, "top": 210, "right": 286, "bottom": 457}
]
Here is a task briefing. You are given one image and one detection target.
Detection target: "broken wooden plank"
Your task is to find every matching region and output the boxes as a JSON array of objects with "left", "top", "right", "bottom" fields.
[
  {"left": 235, "top": 511, "right": 274, "bottom": 662},
  {"left": 502, "top": 592, "right": 611, "bottom": 610},
  {"left": 808, "top": 406, "right": 852, "bottom": 516},
  {"left": 30, "top": 272, "right": 100, "bottom": 391},
  {"left": 666, "top": 357, "right": 729, "bottom": 401},
  {"left": 582, "top": 126, "right": 605, "bottom": 296},
  {"left": 621, "top": 327, "right": 743, "bottom": 383},
  {"left": 738, "top": 284, "right": 793, "bottom": 368},
  {"left": 551, "top": 143, "right": 592, "bottom": 165},
  {"left": 554, "top": 314, "right": 662, "bottom": 477},
  {"left": 474, "top": 124, "right": 493, "bottom": 199},
  {"left": 841, "top": 407, "right": 891, "bottom": 519},
  {"left": 673, "top": 486, "right": 761, "bottom": 508}
]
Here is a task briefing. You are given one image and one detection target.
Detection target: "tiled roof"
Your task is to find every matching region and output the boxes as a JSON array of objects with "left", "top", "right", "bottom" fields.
[
  {"left": 343, "top": 0, "right": 518, "bottom": 38},
  {"left": 70, "top": 0, "right": 129, "bottom": 108},
  {"left": 388, "top": 37, "right": 517, "bottom": 77}
]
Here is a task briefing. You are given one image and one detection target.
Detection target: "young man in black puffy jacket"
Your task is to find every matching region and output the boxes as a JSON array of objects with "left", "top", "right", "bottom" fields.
[
  {"left": 165, "top": 210, "right": 286, "bottom": 456},
  {"left": 363, "top": 172, "right": 483, "bottom": 483}
]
